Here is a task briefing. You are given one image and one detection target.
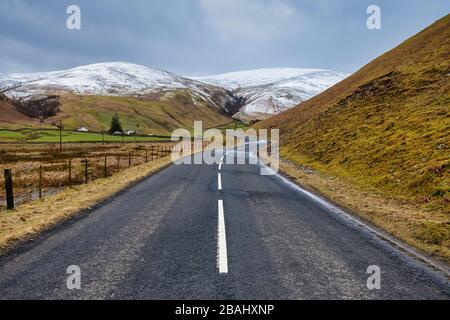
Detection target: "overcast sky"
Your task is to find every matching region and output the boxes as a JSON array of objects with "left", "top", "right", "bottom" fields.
[{"left": 0, "top": 0, "right": 448, "bottom": 75}]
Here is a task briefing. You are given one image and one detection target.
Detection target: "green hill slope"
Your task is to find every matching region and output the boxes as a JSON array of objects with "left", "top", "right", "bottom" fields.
[{"left": 0, "top": 90, "right": 233, "bottom": 135}]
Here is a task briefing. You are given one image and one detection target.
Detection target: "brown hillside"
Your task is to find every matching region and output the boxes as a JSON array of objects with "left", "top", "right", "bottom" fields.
[
  {"left": 0, "top": 90, "right": 233, "bottom": 134},
  {"left": 0, "top": 93, "right": 38, "bottom": 126},
  {"left": 257, "top": 15, "right": 449, "bottom": 213}
]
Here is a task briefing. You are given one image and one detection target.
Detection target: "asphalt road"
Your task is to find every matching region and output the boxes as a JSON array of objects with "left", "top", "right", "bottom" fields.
[{"left": 0, "top": 148, "right": 449, "bottom": 300}]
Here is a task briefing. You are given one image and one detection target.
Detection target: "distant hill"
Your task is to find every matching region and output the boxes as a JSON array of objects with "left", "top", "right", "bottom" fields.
[
  {"left": 194, "top": 68, "right": 349, "bottom": 121},
  {"left": 0, "top": 62, "right": 231, "bottom": 108},
  {"left": 0, "top": 92, "right": 234, "bottom": 135},
  {"left": 0, "top": 62, "right": 349, "bottom": 131},
  {"left": 257, "top": 15, "right": 450, "bottom": 211},
  {"left": 0, "top": 62, "right": 235, "bottom": 133}
]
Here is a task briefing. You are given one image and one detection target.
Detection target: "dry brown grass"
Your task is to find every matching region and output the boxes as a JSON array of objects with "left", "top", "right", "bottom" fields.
[
  {"left": 0, "top": 142, "right": 176, "bottom": 209},
  {"left": 0, "top": 155, "right": 173, "bottom": 252}
]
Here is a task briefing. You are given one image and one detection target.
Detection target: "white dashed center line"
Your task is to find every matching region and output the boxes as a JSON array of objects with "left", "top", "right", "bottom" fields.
[
  {"left": 217, "top": 199, "right": 228, "bottom": 274},
  {"left": 218, "top": 173, "right": 222, "bottom": 190}
]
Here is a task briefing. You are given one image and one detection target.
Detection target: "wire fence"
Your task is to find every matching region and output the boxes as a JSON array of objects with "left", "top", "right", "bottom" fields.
[{"left": 0, "top": 143, "right": 183, "bottom": 210}]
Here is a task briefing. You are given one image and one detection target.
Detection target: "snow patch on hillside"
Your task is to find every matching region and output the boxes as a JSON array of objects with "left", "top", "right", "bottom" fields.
[
  {"left": 0, "top": 62, "right": 217, "bottom": 99},
  {"left": 194, "top": 68, "right": 349, "bottom": 120},
  {"left": 193, "top": 68, "right": 325, "bottom": 89}
]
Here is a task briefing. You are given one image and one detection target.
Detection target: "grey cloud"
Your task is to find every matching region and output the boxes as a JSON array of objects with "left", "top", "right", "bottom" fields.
[{"left": 0, "top": 0, "right": 449, "bottom": 75}]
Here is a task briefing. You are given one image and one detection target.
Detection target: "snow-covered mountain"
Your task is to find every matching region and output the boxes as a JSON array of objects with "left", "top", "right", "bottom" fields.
[
  {"left": 0, "top": 62, "right": 232, "bottom": 111},
  {"left": 193, "top": 68, "right": 325, "bottom": 89},
  {"left": 0, "top": 63, "right": 350, "bottom": 122},
  {"left": 194, "top": 68, "right": 349, "bottom": 120}
]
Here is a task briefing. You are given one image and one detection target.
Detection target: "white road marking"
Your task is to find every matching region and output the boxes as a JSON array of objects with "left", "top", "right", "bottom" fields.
[
  {"left": 217, "top": 200, "right": 228, "bottom": 274},
  {"left": 218, "top": 162, "right": 222, "bottom": 171},
  {"left": 218, "top": 173, "right": 222, "bottom": 190}
]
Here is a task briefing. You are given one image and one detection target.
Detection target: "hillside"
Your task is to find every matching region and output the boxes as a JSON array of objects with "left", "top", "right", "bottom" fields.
[
  {"left": 0, "top": 91, "right": 233, "bottom": 135},
  {"left": 193, "top": 68, "right": 325, "bottom": 89},
  {"left": 0, "top": 62, "right": 231, "bottom": 108},
  {"left": 194, "top": 68, "right": 348, "bottom": 120},
  {"left": 0, "top": 63, "right": 235, "bottom": 133},
  {"left": 0, "top": 63, "right": 348, "bottom": 130},
  {"left": 0, "top": 93, "right": 39, "bottom": 127},
  {"left": 54, "top": 91, "right": 232, "bottom": 135},
  {"left": 257, "top": 15, "right": 449, "bottom": 215}
]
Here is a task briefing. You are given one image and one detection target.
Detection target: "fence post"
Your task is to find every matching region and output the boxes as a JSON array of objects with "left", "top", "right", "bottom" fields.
[
  {"left": 145, "top": 149, "right": 148, "bottom": 163},
  {"left": 129, "top": 152, "right": 132, "bottom": 167},
  {"left": 68, "top": 160, "right": 72, "bottom": 187},
  {"left": 39, "top": 165, "right": 43, "bottom": 199},
  {"left": 59, "top": 120, "right": 63, "bottom": 152},
  {"left": 84, "top": 159, "right": 88, "bottom": 184},
  {"left": 4, "top": 169, "right": 14, "bottom": 210},
  {"left": 104, "top": 155, "right": 107, "bottom": 178}
]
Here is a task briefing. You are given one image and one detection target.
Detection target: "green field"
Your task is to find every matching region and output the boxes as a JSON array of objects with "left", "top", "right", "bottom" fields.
[
  {"left": 0, "top": 129, "right": 171, "bottom": 143},
  {"left": 0, "top": 119, "right": 251, "bottom": 143}
]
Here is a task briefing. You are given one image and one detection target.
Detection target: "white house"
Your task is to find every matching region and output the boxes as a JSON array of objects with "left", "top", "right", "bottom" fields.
[
  {"left": 77, "top": 126, "right": 89, "bottom": 132},
  {"left": 124, "top": 129, "right": 136, "bottom": 136}
]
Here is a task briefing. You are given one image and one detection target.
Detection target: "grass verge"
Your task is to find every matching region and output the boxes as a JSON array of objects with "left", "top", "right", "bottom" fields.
[
  {"left": 0, "top": 129, "right": 170, "bottom": 143},
  {"left": 0, "top": 156, "right": 173, "bottom": 253}
]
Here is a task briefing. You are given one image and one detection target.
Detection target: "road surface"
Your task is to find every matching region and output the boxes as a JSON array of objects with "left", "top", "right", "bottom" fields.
[{"left": 0, "top": 148, "right": 449, "bottom": 299}]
